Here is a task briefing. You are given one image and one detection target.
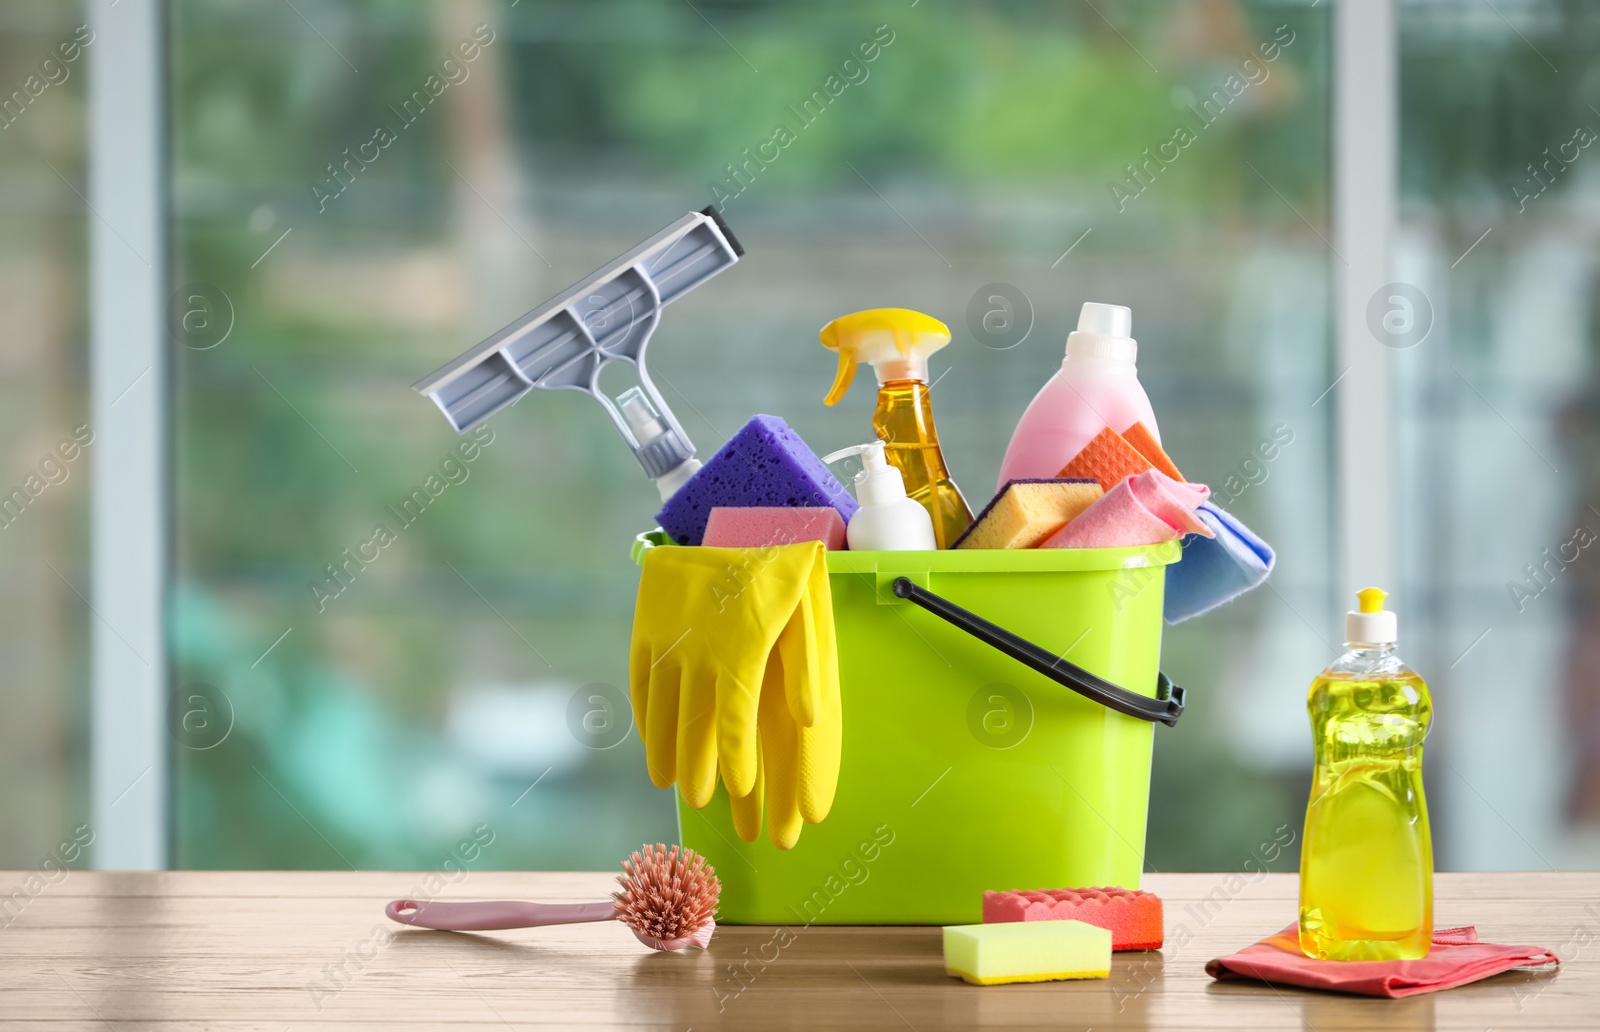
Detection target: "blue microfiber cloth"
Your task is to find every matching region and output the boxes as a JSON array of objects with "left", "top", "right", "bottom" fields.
[{"left": 1164, "top": 500, "right": 1274, "bottom": 624}]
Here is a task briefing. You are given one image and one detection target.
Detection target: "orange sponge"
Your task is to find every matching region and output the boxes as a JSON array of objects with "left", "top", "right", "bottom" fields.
[
  {"left": 984, "top": 886, "right": 1163, "bottom": 951},
  {"left": 1058, "top": 427, "right": 1152, "bottom": 491},
  {"left": 1121, "top": 422, "right": 1183, "bottom": 482}
]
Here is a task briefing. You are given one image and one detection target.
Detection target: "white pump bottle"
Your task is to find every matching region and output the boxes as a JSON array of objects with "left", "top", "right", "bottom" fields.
[{"left": 821, "top": 441, "right": 937, "bottom": 551}]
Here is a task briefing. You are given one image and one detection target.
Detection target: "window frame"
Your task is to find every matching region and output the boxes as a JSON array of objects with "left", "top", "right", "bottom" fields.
[
  {"left": 86, "top": 0, "right": 1398, "bottom": 868},
  {"left": 89, "top": 0, "right": 168, "bottom": 869}
]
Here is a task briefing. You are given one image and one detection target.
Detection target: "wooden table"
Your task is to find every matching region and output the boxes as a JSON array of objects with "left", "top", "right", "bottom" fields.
[{"left": 0, "top": 870, "right": 1592, "bottom": 1030}]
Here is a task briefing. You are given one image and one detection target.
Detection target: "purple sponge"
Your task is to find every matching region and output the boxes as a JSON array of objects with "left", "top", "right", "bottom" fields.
[{"left": 655, "top": 415, "right": 858, "bottom": 546}]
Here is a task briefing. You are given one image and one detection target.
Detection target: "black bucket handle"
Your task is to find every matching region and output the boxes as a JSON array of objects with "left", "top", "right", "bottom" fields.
[{"left": 891, "top": 577, "right": 1185, "bottom": 727}]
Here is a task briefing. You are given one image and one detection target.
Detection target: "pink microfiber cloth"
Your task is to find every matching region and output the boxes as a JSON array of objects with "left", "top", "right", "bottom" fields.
[
  {"left": 1206, "top": 925, "right": 1559, "bottom": 998},
  {"left": 1042, "top": 469, "right": 1212, "bottom": 549}
]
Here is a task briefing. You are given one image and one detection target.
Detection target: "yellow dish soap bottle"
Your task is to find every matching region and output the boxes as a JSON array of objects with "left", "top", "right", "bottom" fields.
[
  {"left": 1299, "top": 587, "right": 1433, "bottom": 960},
  {"left": 819, "top": 309, "right": 974, "bottom": 548}
]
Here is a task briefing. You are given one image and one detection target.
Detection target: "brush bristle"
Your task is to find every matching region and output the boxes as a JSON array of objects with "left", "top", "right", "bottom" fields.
[{"left": 612, "top": 844, "right": 720, "bottom": 942}]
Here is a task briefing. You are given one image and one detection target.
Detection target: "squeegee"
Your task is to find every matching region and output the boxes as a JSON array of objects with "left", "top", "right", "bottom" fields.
[{"left": 413, "top": 207, "right": 743, "bottom": 500}]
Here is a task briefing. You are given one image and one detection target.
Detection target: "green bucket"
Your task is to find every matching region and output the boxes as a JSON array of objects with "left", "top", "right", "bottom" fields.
[{"left": 630, "top": 532, "right": 1184, "bottom": 925}]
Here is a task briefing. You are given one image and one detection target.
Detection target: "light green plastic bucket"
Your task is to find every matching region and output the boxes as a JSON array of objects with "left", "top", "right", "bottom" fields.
[{"left": 631, "top": 532, "right": 1183, "bottom": 925}]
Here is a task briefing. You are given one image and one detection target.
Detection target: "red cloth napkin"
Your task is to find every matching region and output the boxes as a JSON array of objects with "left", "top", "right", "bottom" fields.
[{"left": 1206, "top": 925, "right": 1559, "bottom": 998}]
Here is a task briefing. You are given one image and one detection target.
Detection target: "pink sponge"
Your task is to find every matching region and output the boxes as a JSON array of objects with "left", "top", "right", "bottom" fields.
[
  {"left": 984, "top": 886, "right": 1163, "bottom": 951},
  {"left": 703, "top": 506, "right": 847, "bottom": 549}
]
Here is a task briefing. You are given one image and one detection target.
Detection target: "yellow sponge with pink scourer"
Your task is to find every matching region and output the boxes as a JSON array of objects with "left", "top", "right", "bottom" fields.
[{"left": 952, "top": 478, "right": 1102, "bottom": 550}]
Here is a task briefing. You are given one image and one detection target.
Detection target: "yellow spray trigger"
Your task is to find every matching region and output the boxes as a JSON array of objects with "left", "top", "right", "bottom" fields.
[
  {"left": 818, "top": 308, "right": 951, "bottom": 407},
  {"left": 1356, "top": 587, "right": 1388, "bottom": 614},
  {"left": 824, "top": 350, "right": 857, "bottom": 407}
]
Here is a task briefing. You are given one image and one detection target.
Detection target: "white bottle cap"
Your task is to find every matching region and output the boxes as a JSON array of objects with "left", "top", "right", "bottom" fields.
[
  {"left": 1345, "top": 587, "right": 1398, "bottom": 645},
  {"left": 1066, "top": 302, "right": 1137, "bottom": 362}
]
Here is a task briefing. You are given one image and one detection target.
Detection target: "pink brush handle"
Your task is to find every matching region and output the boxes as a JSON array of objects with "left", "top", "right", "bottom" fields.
[{"left": 385, "top": 898, "right": 618, "bottom": 931}]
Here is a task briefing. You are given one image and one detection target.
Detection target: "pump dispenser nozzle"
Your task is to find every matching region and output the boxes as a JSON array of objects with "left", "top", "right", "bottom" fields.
[
  {"left": 822, "top": 441, "right": 903, "bottom": 506},
  {"left": 821, "top": 441, "right": 936, "bottom": 551}
]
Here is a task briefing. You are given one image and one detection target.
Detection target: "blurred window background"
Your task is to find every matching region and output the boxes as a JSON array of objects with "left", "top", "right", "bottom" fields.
[
  {"left": 1395, "top": 0, "right": 1600, "bottom": 868},
  {"left": 3, "top": 0, "right": 1597, "bottom": 875},
  {"left": 0, "top": 3, "right": 92, "bottom": 870}
]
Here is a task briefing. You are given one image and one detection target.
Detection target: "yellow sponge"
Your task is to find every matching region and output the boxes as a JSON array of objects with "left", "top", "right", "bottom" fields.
[
  {"left": 952, "top": 478, "right": 1103, "bottom": 550},
  {"left": 943, "top": 919, "right": 1112, "bottom": 985}
]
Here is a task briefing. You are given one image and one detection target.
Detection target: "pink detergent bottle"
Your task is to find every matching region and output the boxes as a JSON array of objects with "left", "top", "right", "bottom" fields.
[{"left": 996, "top": 302, "right": 1160, "bottom": 489}]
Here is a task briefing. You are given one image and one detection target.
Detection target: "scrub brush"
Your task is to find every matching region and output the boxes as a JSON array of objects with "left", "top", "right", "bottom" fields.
[{"left": 384, "top": 843, "right": 719, "bottom": 951}]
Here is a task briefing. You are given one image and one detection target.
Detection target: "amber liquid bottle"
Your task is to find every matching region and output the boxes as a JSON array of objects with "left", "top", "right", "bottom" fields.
[{"left": 872, "top": 379, "right": 973, "bottom": 549}]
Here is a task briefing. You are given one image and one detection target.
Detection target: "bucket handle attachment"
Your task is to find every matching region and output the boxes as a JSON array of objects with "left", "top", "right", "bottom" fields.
[{"left": 890, "top": 577, "right": 1185, "bottom": 727}]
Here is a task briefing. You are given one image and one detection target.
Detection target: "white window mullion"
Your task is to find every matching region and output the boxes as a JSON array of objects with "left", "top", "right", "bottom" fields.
[
  {"left": 1333, "top": 0, "right": 1399, "bottom": 603},
  {"left": 89, "top": 0, "right": 168, "bottom": 869}
]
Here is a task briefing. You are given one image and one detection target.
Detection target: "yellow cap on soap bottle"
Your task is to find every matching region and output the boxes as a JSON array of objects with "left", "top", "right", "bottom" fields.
[{"left": 1346, "top": 587, "right": 1397, "bottom": 644}]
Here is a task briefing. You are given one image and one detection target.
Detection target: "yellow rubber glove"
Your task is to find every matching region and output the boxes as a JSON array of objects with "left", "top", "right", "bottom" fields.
[
  {"left": 756, "top": 645, "right": 803, "bottom": 848},
  {"left": 733, "top": 556, "right": 842, "bottom": 849},
  {"left": 629, "top": 542, "right": 824, "bottom": 808},
  {"left": 727, "top": 730, "right": 766, "bottom": 844},
  {"left": 793, "top": 557, "right": 841, "bottom": 824}
]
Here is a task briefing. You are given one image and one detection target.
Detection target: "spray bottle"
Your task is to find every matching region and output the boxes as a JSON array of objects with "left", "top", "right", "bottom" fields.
[
  {"left": 1299, "top": 588, "right": 1434, "bottom": 961},
  {"left": 819, "top": 309, "right": 973, "bottom": 549}
]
